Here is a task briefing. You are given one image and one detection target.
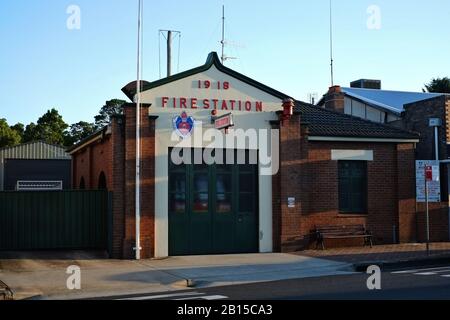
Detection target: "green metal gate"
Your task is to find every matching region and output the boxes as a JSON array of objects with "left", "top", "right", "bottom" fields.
[{"left": 0, "top": 190, "right": 110, "bottom": 251}]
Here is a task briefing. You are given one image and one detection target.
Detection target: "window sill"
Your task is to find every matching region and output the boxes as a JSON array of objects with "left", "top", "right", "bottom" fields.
[{"left": 338, "top": 213, "right": 368, "bottom": 218}]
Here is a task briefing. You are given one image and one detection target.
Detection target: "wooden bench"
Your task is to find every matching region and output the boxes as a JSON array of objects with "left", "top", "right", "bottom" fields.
[{"left": 314, "top": 225, "right": 373, "bottom": 250}]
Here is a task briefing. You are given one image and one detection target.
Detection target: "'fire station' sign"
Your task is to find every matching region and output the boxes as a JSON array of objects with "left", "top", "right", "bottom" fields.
[{"left": 416, "top": 160, "right": 441, "bottom": 203}]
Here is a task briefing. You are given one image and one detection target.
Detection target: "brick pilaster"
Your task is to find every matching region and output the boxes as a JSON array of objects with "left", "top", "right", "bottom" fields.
[
  {"left": 278, "top": 112, "right": 304, "bottom": 252},
  {"left": 396, "top": 143, "right": 417, "bottom": 243},
  {"left": 122, "top": 103, "right": 155, "bottom": 259}
]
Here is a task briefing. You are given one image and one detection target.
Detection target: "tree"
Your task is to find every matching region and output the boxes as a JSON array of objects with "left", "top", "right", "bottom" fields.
[
  {"left": 36, "top": 109, "right": 68, "bottom": 145},
  {"left": 22, "top": 109, "right": 68, "bottom": 146},
  {"left": 23, "top": 122, "right": 38, "bottom": 143},
  {"left": 64, "top": 121, "right": 96, "bottom": 146},
  {"left": 0, "top": 118, "right": 21, "bottom": 148},
  {"left": 424, "top": 77, "right": 450, "bottom": 93},
  {"left": 10, "top": 123, "right": 24, "bottom": 142},
  {"left": 94, "top": 99, "right": 126, "bottom": 129}
]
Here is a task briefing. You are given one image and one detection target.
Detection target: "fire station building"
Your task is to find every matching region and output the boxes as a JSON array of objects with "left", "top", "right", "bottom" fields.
[{"left": 69, "top": 52, "right": 420, "bottom": 259}]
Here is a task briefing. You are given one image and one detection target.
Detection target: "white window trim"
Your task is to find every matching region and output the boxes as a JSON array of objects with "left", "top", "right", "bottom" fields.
[
  {"left": 331, "top": 150, "right": 374, "bottom": 161},
  {"left": 16, "top": 181, "right": 63, "bottom": 191}
]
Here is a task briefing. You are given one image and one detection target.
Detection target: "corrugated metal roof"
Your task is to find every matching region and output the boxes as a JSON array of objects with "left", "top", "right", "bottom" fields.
[
  {"left": 0, "top": 141, "right": 69, "bottom": 159},
  {"left": 0, "top": 141, "right": 70, "bottom": 191},
  {"left": 342, "top": 87, "right": 444, "bottom": 114}
]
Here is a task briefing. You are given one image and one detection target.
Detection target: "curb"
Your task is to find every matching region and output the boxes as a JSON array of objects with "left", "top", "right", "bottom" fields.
[
  {"left": 353, "top": 255, "right": 450, "bottom": 272},
  {"left": 172, "top": 279, "right": 197, "bottom": 288}
]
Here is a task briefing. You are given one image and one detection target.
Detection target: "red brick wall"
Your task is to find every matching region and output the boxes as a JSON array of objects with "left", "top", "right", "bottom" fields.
[
  {"left": 401, "top": 96, "right": 450, "bottom": 242},
  {"left": 276, "top": 113, "right": 304, "bottom": 252},
  {"left": 71, "top": 105, "right": 156, "bottom": 259},
  {"left": 416, "top": 203, "right": 449, "bottom": 242},
  {"left": 397, "top": 143, "right": 418, "bottom": 243},
  {"left": 72, "top": 134, "right": 113, "bottom": 191},
  {"left": 322, "top": 86, "right": 345, "bottom": 114},
  {"left": 72, "top": 146, "right": 91, "bottom": 189},
  {"left": 273, "top": 121, "right": 419, "bottom": 250},
  {"left": 110, "top": 118, "right": 125, "bottom": 258},
  {"left": 302, "top": 142, "right": 402, "bottom": 245}
]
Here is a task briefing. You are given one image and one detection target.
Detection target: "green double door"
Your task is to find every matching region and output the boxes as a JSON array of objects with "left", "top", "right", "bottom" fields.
[{"left": 169, "top": 149, "right": 259, "bottom": 256}]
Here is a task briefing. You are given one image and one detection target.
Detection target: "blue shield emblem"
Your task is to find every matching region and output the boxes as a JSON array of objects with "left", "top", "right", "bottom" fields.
[{"left": 173, "top": 112, "right": 195, "bottom": 138}]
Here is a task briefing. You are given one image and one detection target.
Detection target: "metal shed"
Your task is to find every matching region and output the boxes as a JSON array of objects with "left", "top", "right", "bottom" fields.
[{"left": 0, "top": 141, "right": 70, "bottom": 191}]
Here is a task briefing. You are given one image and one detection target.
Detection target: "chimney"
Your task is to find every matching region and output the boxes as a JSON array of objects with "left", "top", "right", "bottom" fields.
[
  {"left": 350, "top": 79, "right": 381, "bottom": 90},
  {"left": 324, "top": 85, "right": 345, "bottom": 113}
]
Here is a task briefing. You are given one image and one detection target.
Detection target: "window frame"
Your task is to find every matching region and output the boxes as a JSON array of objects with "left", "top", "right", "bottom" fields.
[{"left": 338, "top": 160, "right": 368, "bottom": 214}]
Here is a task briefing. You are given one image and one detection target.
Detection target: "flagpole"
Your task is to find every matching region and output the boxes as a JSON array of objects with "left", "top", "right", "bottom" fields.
[{"left": 135, "top": 0, "right": 143, "bottom": 260}]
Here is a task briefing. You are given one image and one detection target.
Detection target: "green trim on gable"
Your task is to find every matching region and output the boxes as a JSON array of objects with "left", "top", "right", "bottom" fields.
[{"left": 122, "top": 52, "right": 293, "bottom": 101}]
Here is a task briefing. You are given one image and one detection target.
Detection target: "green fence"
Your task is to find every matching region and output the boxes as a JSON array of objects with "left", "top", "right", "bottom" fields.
[{"left": 0, "top": 190, "right": 111, "bottom": 251}]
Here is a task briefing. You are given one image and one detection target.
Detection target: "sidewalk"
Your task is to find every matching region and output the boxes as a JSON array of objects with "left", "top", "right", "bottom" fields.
[
  {"left": 0, "top": 251, "right": 353, "bottom": 300},
  {"left": 297, "top": 242, "right": 450, "bottom": 268}
]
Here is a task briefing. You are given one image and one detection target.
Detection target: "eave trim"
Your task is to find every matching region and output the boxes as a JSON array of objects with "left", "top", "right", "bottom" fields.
[
  {"left": 122, "top": 52, "right": 293, "bottom": 101},
  {"left": 308, "top": 136, "right": 419, "bottom": 143}
]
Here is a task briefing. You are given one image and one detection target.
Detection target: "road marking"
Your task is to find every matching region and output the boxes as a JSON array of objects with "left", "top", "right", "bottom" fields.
[
  {"left": 175, "top": 295, "right": 228, "bottom": 301},
  {"left": 415, "top": 272, "right": 438, "bottom": 276},
  {"left": 392, "top": 266, "right": 450, "bottom": 274},
  {"left": 117, "top": 291, "right": 203, "bottom": 301},
  {"left": 415, "top": 269, "right": 450, "bottom": 276},
  {"left": 199, "top": 295, "right": 228, "bottom": 300}
]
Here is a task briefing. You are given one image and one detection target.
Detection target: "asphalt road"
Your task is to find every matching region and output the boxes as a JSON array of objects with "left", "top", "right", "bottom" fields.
[{"left": 105, "top": 264, "right": 450, "bottom": 300}]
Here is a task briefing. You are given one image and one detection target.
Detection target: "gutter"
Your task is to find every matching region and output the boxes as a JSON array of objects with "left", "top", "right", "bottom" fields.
[
  {"left": 308, "top": 136, "right": 420, "bottom": 143},
  {"left": 67, "top": 126, "right": 111, "bottom": 155}
]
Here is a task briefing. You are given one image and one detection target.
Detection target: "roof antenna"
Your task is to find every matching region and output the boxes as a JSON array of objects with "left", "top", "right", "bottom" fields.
[
  {"left": 221, "top": 5, "right": 225, "bottom": 64},
  {"left": 220, "top": 5, "right": 237, "bottom": 64},
  {"left": 329, "top": 0, "right": 335, "bottom": 86}
]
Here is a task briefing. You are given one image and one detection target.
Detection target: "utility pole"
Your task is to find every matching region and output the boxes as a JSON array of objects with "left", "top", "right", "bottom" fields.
[
  {"left": 167, "top": 30, "right": 172, "bottom": 77},
  {"left": 159, "top": 30, "right": 180, "bottom": 78},
  {"left": 425, "top": 166, "right": 432, "bottom": 256}
]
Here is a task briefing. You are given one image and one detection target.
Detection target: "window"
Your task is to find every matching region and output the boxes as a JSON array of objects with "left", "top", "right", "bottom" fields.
[
  {"left": 338, "top": 161, "right": 368, "bottom": 213},
  {"left": 79, "top": 177, "right": 86, "bottom": 190},
  {"left": 98, "top": 172, "right": 107, "bottom": 190}
]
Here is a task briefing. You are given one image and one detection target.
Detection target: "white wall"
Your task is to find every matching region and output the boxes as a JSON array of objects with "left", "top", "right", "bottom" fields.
[
  {"left": 366, "top": 106, "right": 382, "bottom": 123},
  {"left": 344, "top": 97, "right": 387, "bottom": 123}
]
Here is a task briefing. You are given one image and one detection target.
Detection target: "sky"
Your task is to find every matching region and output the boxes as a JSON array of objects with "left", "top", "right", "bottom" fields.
[{"left": 0, "top": 0, "right": 449, "bottom": 126}]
